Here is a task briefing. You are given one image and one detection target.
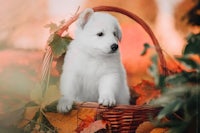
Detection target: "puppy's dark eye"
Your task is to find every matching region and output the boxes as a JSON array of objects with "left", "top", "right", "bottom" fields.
[
  {"left": 113, "top": 32, "right": 117, "bottom": 37},
  {"left": 97, "top": 32, "right": 104, "bottom": 37}
]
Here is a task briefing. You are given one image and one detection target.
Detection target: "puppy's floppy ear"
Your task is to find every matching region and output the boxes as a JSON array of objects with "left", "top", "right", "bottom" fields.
[
  {"left": 115, "top": 24, "right": 122, "bottom": 42},
  {"left": 77, "top": 8, "right": 94, "bottom": 29}
]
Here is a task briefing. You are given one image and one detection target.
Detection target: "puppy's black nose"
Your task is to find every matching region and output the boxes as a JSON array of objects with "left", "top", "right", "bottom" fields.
[{"left": 111, "top": 43, "right": 118, "bottom": 52}]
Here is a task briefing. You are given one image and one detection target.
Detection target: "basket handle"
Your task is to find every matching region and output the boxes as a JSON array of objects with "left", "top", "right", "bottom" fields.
[{"left": 56, "top": 6, "right": 168, "bottom": 75}]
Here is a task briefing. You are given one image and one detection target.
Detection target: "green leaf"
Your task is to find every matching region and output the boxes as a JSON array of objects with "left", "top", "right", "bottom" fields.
[
  {"left": 141, "top": 43, "right": 151, "bottom": 56},
  {"left": 49, "top": 34, "right": 72, "bottom": 57},
  {"left": 184, "top": 93, "right": 199, "bottom": 119},
  {"left": 157, "top": 99, "right": 183, "bottom": 120},
  {"left": 165, "top": 87, "right": 189, "bottom": 97},
  {"left": 166, "top": 71, "right": 200, "bottom": 84},
  {"left": 183, "top": 33, "right": 200, "bottom": 55},
  {"left": 166, "top": 72, "right": 188, "bottom": 85},
  {"left": 176, "top": 56, "right": 199, "bottom": 69},
  {"left": 148, "top": 55, "right": 165, "bottom": 88},
  {"left": 150, "top": 95, "right": 175, "bottom": 106}
]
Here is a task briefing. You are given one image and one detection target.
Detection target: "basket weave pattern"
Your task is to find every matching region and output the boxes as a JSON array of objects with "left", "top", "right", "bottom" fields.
[{"left": 78, "top": 103, "right": 160, "bottom": 132}]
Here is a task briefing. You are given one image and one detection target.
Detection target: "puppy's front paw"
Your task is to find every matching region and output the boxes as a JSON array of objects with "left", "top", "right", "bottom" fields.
[
  {"left": 57, "top": 97, "right": 73, "bottom": 113},
  {"left": 98, "top": 96, "right": 116, "bottom": 107}
]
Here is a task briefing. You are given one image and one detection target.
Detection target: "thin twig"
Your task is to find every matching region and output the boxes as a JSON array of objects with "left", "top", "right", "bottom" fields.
[
  {"left": 42, "top": 51, "right": 53, "bottom": 97},
  {"left": 172, "top": 113, "right": 184, "bottom": 121},
  {"left": 22, "top": 118, "right": 57, "bottom": 132}
]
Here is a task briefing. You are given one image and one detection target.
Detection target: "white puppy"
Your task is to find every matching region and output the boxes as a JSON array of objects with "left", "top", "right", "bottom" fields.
[{"left": 57, "top": 8, "right": 130, "bottom": 113}]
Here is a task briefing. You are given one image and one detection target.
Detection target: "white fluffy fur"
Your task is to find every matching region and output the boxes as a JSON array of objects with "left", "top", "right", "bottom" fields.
[{"left": 57, "top": 9, "right": 130, "bottom": 113}]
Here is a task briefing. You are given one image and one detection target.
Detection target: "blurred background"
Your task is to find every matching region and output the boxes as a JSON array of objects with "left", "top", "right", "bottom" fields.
[{"left": 0, "top": 0, "right": 198, "bottom": 120}]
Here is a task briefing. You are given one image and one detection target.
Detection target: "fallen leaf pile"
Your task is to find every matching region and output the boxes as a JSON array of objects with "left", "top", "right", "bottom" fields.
[{"left": 45, "top": 107, "right": 107, "bottom": 133}]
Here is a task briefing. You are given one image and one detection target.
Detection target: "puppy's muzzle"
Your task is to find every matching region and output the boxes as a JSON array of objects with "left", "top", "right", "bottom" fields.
[{"left": 110, "top": 43, "right": 118, "bottom": 53}]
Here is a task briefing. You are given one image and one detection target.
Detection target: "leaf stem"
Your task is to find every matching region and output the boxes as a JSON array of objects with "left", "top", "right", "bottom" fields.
[
  {"left": 23, "top": 118, "right": 56, "bottom": 132},
  {"left": 172, "top": 113, "right": 184, "bottom": 121},
  {"left": 42, "top": 51, "right": 53, "bottom": 98}
]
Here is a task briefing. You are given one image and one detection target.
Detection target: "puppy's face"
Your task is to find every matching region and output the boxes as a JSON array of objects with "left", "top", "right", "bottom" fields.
[{"left": 75, "top": 9, "right": 122, "bottom": 55}]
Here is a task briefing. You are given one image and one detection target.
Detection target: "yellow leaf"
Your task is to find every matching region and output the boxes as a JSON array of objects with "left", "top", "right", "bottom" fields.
[
  {"left": 18, "top": 106, "right": 40, "bottom": 128},
  {"left": 42, "top": 85, "right": 60, "bottom": 108},
  {"left": 30, "top": 84, "right": 43, "bottom": 105},
  {"left": 45, "top": 107, "right": 97, "bottom": 133}
]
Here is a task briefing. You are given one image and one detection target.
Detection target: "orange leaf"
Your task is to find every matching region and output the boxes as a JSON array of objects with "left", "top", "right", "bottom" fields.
[
  {"left": 75, "top": 115, "right": 94, "bottom": 133},
  {"left": 45, "top": 107, "right": 97, "bottom": 133},
  {"left": 136, "top": 121, "right": 155, "bottom": 133},
  {"left": 81, "top": 120, "right": 107, "bottom": 133},
  {"left": 150, "top": 128, "right": 168, "bottom": 133},
  {"left": 133, "top": 80, "right": 160, "bottom": 105},
  {"left": 18, "top": 106, "right": 39, "bottom": 128}
]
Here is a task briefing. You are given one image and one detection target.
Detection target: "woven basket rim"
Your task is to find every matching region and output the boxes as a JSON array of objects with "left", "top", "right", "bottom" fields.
[{"left": 75, "top": 102, "right": 161, "bottom": 110}]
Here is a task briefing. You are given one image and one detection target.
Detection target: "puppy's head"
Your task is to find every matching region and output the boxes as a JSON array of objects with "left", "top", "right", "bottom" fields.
[{"left": 75, "top": 8, "right": 122, "bottom": 55}]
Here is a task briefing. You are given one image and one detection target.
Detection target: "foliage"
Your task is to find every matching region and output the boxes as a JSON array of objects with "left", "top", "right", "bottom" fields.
[
  {"left": 45, "top": 21, "right": 72, "bottom": 58},
  {"left": 184, "top": 33, "right": 200, "bottom": 56},
  {"left": 13, "top": 19, "right": 109, "bottom": 132},
  {"left": 15, "top": 21, "right": 74, "bottom": 132},
  {"left": 133, "top": 80, "right": 160, "bottom": 105},
  {"left": 0, "top": 21, "right": 72, "bottom": 132},
  {"left": 149, "top": 33, "right": 200, "bottom": 133},
  {"left": 49, "top": 34, "right": 72, "bottom": 58},
  {"left": 140, "top": 43, "right": 151, "bottom": 56},
  {"left": 1, "top": 10, "right": 199, "bottom": 132},
  {"left": 183, "top": 0, "right": 200, "bottom": 26}
]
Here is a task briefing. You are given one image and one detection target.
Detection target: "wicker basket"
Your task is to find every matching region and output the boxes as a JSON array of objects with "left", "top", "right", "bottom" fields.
[
  {"left": 76, "top": 102, "right": 161, "bottom": 133},
  {"left": 42, "top": 6, "right": 167, "bottom": 133}
]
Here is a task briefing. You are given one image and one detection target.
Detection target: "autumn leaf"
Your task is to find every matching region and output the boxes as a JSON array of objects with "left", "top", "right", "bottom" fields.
[
  {"left": 136, "top": 121, "right": 155, "bottom": 133},
  {"left": 150, "top": 128, "right": 168, "bottom": 133},
  {"left": 75, "top": 116, "right": 94, "bottom": 133},
  {"left": 81, "top": 120, "right": 107, "bottom": 133},
  {"left": 18, "top": 106, "right": 40, "bottom": 128},
  {"left": 133, "top": 80, "right": 160, "bottom": 105},
  {"left": 45, "top": 107, "right": 97, "bottom": 133}
]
